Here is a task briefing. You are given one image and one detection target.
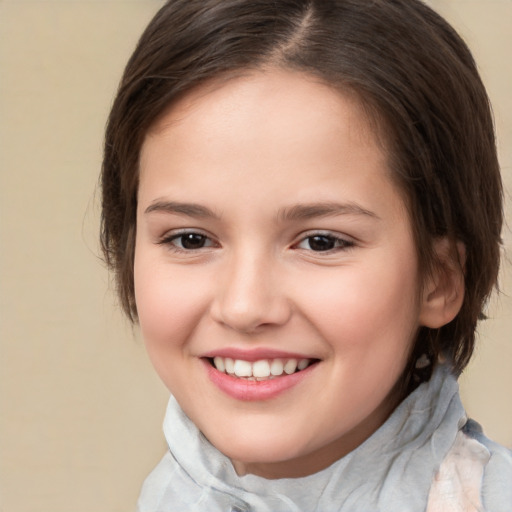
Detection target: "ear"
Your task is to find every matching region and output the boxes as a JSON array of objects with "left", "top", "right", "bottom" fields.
[{"left": 419, "top": 238, "right": 465, "bottom": 329}]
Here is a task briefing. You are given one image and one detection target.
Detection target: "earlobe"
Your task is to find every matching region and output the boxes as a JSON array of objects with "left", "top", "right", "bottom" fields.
[{"left": 419, "top": 239, "right": 466, "bottom": 329}]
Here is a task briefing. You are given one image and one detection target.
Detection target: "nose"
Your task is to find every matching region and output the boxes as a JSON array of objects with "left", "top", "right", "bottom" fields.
[{"left": 210, "top": 250, "right": 292, "bottom": 334}]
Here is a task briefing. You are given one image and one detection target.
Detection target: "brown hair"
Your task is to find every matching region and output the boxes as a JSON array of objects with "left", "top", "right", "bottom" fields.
[{"left": 101, "top": 0, "right": 502, "bottom": 384}]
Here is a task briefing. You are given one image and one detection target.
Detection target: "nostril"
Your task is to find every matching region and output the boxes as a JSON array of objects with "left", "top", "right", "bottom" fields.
[{"left": 210, "top": 297, "right": 292, "bottom": 334}]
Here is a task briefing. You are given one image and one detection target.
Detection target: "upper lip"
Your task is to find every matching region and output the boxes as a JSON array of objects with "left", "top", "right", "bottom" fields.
[{"left": 201, "top": 347, "right": 317, "bottom": 362}]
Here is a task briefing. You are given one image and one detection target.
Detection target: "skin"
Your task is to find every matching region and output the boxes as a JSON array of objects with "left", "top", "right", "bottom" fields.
[{"left": 134, "top": 69, "right": 460, "bottom": 479}]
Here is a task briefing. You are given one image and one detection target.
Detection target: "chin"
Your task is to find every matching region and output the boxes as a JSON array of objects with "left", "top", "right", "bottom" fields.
[{"left": 210, "top": 427, "right": 316, "bottom": 471}]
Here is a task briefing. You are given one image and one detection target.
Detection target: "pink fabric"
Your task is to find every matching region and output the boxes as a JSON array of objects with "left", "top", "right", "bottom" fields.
[{"left": 427, "top": 429, "right": 490, "bottom": 512}]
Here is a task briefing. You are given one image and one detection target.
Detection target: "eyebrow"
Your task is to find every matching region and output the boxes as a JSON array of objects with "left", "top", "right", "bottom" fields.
[
  {"left": 144, "top": 200, "right": 220, "bottom": 219},
  {"left": 144, "top": 200, "right": 379, "bottom": 222},
  {"left": 277, "top": 202, "right": 380, "bottom": 222}
]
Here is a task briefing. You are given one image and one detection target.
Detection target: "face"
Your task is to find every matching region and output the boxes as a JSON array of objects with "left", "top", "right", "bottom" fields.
[{"left": 135, "top": 69, "right": 425, "bottom": 479}]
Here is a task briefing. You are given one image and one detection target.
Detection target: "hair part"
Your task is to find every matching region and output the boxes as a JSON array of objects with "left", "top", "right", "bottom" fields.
[{"left": 101, "top": 0, "right": 503, "bottom": 391}]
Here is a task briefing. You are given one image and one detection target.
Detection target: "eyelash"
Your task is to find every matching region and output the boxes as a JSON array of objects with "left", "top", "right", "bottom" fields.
[
  {"left": 293, "top": 232, "right": 355, "bottom": 253},
  {"left": 158, "top": 229, "right": 355, "bottom": 255},
  {"left": 158, "top": 230, "right": 218, "bottom": 252}
]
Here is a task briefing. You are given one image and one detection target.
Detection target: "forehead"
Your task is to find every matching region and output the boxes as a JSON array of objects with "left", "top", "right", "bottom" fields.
[
  {"left": 145, "top": 68, "right": 380, "bottom": 148},
  {"left": 138, "top": 68, "right": 408, "bottom": 224}
]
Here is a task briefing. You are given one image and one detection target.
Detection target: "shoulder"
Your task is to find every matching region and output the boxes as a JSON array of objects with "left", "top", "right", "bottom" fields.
[
  {"left": 137, "top": 452, "right": 179, "bottom": 512},
  {"left": 465, "top": 420, "right": 512, "bottom": 512},
  {"left": 137, "top": 451, "right": 207, "bottom": 512},
  {"left": 426, "top": 419, "right": 512, "bottom": 512},
  {"left": 136, "top": 450, "right": 240, "bottom": 512}
]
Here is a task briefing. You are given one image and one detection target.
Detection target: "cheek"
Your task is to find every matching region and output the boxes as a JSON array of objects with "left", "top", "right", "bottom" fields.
[
  {"left": 133, "top": 251, "right": 208, "bottom": 354},
  {"left": 295, "top": 257, "right": 421, "bottom": 354}
]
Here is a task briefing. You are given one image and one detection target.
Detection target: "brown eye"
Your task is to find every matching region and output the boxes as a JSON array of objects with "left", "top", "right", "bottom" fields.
[
  {"left": 296, "top": 233, "right": 354, "bottom": 252},
  {"left": 307, "top": 235, "right": 336, "bottom": 251},
  {"left": 159, "top": 231, "right": 216, "bottom": 251},
  {"left": 177, "top": 233, "right": 209, "bottom": 249}
]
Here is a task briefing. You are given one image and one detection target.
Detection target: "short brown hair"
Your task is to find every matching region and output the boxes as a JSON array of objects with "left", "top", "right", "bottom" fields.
[{"left": 101, "top": 0, "right": 502, "bottom": 383}]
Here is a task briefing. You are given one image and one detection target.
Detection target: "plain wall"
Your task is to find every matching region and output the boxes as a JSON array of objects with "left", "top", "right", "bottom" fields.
[{"left": 0, "top": 1, "right": 510, "bottom": 511}]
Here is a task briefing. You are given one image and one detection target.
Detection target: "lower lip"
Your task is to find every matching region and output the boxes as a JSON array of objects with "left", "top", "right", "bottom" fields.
[{"left": 203, "top": 359, "right": 317, "bottom": 401}]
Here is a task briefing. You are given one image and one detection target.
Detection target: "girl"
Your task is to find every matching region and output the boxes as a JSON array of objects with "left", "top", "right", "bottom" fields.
[{"left": 100, "top": 0, "right": 512, "bottom": 510}]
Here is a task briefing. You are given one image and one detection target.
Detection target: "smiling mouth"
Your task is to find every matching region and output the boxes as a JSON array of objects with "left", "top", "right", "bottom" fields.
[{"left": 207, "top": 357, "right": 318, "bottom": 381}]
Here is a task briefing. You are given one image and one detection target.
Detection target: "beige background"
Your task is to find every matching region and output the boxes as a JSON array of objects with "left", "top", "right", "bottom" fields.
[{"left": 0, "top": 1, "right": 510, "bottom": 511}]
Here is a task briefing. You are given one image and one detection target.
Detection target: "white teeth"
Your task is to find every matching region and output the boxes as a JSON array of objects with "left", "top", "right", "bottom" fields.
[
  {"left": 213, "top": 356, "right": 225, "bottom": 373},
  {"left": 224, "top": 357, "right": 235, "bottom": 374},
  {"left": 284, "top": 358, "right": 298, "bottom": 374},
  {"left": 270, "top": 359, "right": 284, "bottom": 375},
  {"left": 298, "top": 359, "right": 309, "bottom": 371},
  {"left": 252, "top": 360, "right": 271, "bottom": 378},
  {"left": 212, "top": 356, "right": 312, "bottom": 379},
  {"left": 233, "top": 359, "right": 252, "bottom": 377}
]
